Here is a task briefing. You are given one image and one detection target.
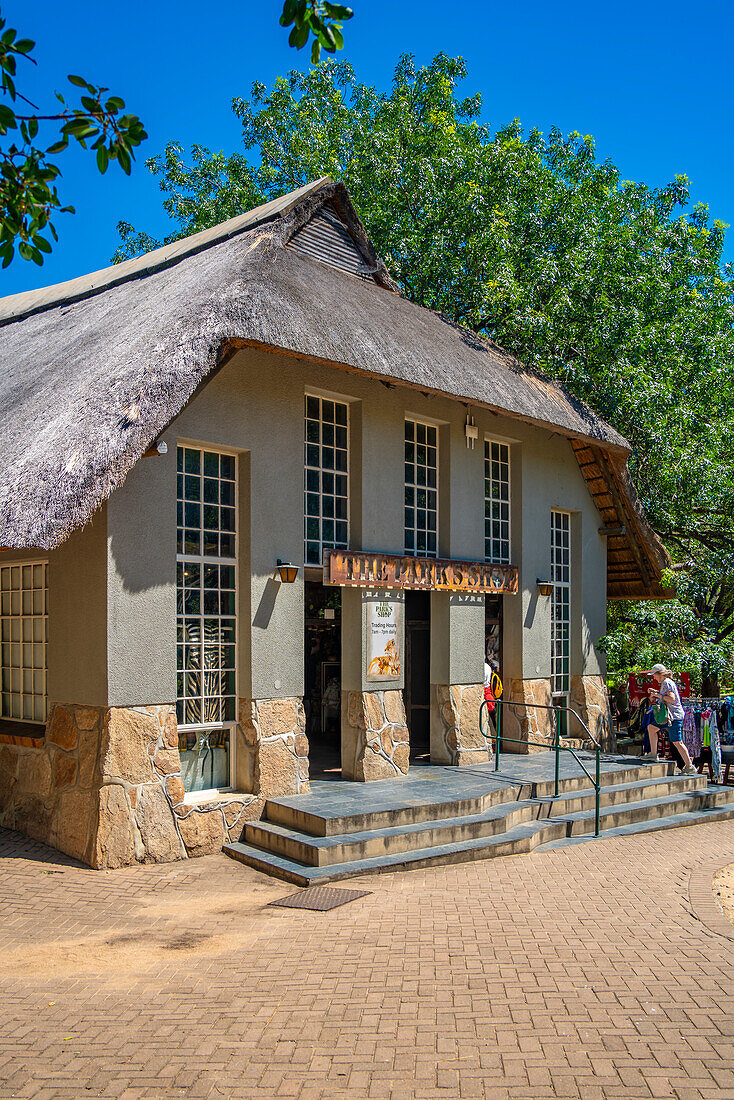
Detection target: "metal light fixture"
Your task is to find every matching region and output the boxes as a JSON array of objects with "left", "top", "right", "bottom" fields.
[
  {"left": 537, "top": 579, "right": 553, "bottom": 597},
  {"left": 276, "top": 559, "right": 299, "bottom": 584}
]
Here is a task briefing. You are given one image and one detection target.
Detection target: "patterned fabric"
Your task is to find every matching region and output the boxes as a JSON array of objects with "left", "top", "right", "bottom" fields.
[
  {"left": 683, "top": 707, "right": 702, "bottom": 759},
  {"left": 710, "top": 710, "right": 723, "bottom": 783}
]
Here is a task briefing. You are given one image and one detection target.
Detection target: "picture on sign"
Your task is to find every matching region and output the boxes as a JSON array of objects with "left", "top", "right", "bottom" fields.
[{"left": 367, "top": 600, "right": 401, "bottom": 681}]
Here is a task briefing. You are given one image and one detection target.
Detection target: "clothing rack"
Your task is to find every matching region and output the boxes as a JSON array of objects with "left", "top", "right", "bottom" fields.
[{"left": 679, "top": 699, "right": 725, "bottom": 784}]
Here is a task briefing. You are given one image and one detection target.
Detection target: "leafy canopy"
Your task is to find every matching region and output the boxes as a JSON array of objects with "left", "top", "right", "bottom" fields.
[
  {"left": 114, "top": 55, "right": 734, "bottom": 688},
  {"left": 0, "top": 9, "right": 146, "bottom": 267},
  {"left": 279, "top": 1, "right": 353, "bottom": 66}
]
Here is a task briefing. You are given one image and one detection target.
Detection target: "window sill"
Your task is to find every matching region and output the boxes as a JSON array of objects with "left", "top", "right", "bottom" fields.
[
  {"left": 181, "top": 789, "right": 256, "bottom": 807},
  {"left": 0, "top": 719, "right": 46, "bottom": 747}
]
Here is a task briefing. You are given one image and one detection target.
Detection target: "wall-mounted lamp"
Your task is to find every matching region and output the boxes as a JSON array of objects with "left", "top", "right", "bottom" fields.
[
  {"left": 276, "top": 559, "right": 299, "bottom": 584},
  {"left": 465, "top": 411, "right": 478, "bottom": 449},
  {"left": 537, "top": 579, "right": 553, "bottom": 597},
  {"left": 143, "top": 439, "right": 168, "bottom": 458}
]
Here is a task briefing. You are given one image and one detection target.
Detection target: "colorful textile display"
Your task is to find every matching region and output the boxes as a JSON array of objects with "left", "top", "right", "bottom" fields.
[
  {"left": 683, "top": 706, "right": 702, "bottom": 759},
  {"left": 710, "top": 710, "right": 723, "bottom": 783}
]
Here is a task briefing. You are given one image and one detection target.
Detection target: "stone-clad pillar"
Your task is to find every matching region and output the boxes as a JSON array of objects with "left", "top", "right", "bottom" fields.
[
  {"left": 340, "top": 588, "right": 409, "bottom": 781},
  {"left": 431, "top": 683, "right": 486, "bottom": 765},
  {"left": 429, "top": 592, "right": 488, "bottom": 765},
  {"left": 342, "top": 688, "right": 410, "bottom": 781},
  {"left": 235, "top": 697, "right": 309, "bottom": 796},
  {"left": 571, "top": 674, "right": 614, "bottom": 750},
  {"left": 501, "top": 679, "right": 554, "bottom": 754}
]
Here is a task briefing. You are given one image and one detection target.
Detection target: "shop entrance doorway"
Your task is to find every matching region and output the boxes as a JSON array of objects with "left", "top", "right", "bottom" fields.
[
  {"left": 405, "top": 590, "right": 431, "bottom": 761},
  {"left": 304, "top": 581, "right": 342, "bottom": 776},
  {"left": 485, "top": 596, "right": 503, "bottom": 679}
]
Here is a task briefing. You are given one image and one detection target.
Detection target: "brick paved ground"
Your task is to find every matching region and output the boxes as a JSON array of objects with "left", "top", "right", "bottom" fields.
[{"left": 1, "top": 821, "right": 734, "bottom": 1100}]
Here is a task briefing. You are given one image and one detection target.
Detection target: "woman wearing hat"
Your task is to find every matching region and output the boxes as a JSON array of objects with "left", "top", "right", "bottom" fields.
[{"left": 642, "top": 663, "right": 696, "bottom": 774}]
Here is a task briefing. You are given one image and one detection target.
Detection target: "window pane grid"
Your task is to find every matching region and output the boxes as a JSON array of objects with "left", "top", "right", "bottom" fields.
[
  {"left": 551, "top": 510, "right": 571, "bottom": 697},
  {"left": 484, "top": 440, "right": 510, "bottom": 564},
  {"left": 0, "top": 561, "right": 48, "bottom": 724},
  {"left": 176, "top": 446, "right": 237, "bottom": 792},
  {"left": 404, "top": 419, "right": 438, "bottom": 557},
  {"left": 304, "top": 395, "right": 349, "bottom": 565}
]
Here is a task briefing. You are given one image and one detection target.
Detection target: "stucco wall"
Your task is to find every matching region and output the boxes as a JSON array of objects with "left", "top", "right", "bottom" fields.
[
  {"left": 1, "top": 513, "right": 108, "bottom": 709},
  {"left": 106, "top": 449, "right": 177, "bottom": 707},
  {"left": 512, "top": 429, "right": 606, "bottom": 680}
]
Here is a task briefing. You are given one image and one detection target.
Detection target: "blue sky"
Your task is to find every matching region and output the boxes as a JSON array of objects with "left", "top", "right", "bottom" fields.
[{"left": 4, "top": 0, "right": 734, "bottom": 295}]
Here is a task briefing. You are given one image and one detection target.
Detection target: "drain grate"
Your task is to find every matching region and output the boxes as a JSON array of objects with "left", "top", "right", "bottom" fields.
[{"left": 268, "top": 886, "right": 372, "bottom": 911}]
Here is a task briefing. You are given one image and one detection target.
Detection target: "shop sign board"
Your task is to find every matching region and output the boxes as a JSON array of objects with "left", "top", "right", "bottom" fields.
[
  {"left": 366, "top": 598, "right": 402, "bottom": 682},
  {"left": 325, "top": 550, "right": 518, "bottom": 594}
]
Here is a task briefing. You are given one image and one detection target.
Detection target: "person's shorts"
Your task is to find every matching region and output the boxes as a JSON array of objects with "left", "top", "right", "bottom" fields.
[{"left": 668, "top": 718, "right": 684, "bottom": 743}]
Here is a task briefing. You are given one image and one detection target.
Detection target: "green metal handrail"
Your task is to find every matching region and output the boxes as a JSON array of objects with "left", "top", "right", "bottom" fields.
[{"left": 479, "top": 697, "right": 602, "bottom": 837}]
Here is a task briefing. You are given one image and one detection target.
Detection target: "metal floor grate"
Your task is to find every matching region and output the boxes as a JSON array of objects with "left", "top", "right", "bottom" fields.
[{"left": 268, "top": 886, "right": 372, "bottom": 911}]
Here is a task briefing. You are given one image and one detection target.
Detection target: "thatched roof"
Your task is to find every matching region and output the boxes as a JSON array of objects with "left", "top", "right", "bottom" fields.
[{"left": 0, "top": 178, "right": 669, "bottom": 597}]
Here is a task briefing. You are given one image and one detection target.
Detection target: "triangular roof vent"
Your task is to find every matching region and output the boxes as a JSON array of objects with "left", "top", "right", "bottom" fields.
[{"left": 288, "top": 205, "right": 376, "bottom": 281}]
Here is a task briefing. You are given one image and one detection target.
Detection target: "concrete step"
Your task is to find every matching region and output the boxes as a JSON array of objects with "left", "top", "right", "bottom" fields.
[
  {"left": 223, "top": 777, "right": 734, "bottom": 885},
  {"left": 530, "top": 760, "right": 675, "bottom": 799},
  {"left": 224, "top": 794, "right": 734, "bottom": 885},
  {"left": 224, "top": 818, "right": 571, "bottom": 886},
  {"left": 537, "top": 801, "right": 734, "bottom": 851},
  {"left": 545, "top": 772, "right": 707, "bottom": 817},
  {"left": 245, "top": 799, "right": 538, "bottom": 866},
  {"left": 263, "top": 760, "right": 674, "bottom": 837},
  {"left": 245, "top": 774, "right": 707, "bottom": 867},
  {"left": 564, "top": 785, "right": 734, "bottom": 836}
]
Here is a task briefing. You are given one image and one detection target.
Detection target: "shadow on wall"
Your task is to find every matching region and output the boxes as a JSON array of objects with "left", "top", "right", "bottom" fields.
[
  {"left": 252, "top": 577, "right": 280, "bottom": 630},
  {"left": 107, "top": 453, "right": 177, "bottom": 596},
  {"left": 524, "top": 587, "right": 540, "bottom": 629}
]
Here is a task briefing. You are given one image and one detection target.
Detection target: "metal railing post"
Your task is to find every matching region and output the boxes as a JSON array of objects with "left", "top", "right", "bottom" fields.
[
  {"left": 494, "top": 700, "right": 501, "bottom": 771},
  {"left": 595, "top": 744, "right": 601, "bottom": 837},
  {"left": 554, "top": 706, "right": 560, "bottom": 798}
]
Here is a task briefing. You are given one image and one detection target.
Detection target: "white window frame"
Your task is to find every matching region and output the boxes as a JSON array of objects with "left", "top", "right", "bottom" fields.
[
  {"left": 404, "top": 418, "right": 439, "bottom": 558},
  {"left": 484, "top": 439, "right": 511, "bottom": 564},
  {"left": 550, "top": 510, "right": 571, "bottom": 702},
  {"left": 304, "top": 393, "right": 350, "bottom": 566},
  {"left": 176, "top": 444, "right": 238, "bottom": 798},
  {"left": 0, "top": 560, "right": 48, "bottom": 725}
]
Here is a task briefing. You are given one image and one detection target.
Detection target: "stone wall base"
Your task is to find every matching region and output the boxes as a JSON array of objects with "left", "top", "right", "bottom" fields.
[
  {"left": 430, "top": 684, "right": 488, "bottom": 766},
  {"left": 501, "top": 679, "right": 555, "bottom": 754},
  {"left": 571, "top": 674, "right": 614, "bottom": 751},
  {"left": 341, "top": 690, "right": 409, "bottom": 781},
  {"left": 0, "top": 703, "right": 260, "bottom": 869},
  {"left": 236, "top": 698, "right": 309, "bottom": 798}
]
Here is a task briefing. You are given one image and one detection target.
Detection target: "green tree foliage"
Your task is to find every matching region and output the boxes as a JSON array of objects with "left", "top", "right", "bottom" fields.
[
  {"left": 113, "top": 55, "right": 734, "bottom": 689},
  {"left": 0, "top": 10, "right": 146, "bottom": 267},
  {"left": 280, "top": 1, "right": 353, "bottom": 66}
]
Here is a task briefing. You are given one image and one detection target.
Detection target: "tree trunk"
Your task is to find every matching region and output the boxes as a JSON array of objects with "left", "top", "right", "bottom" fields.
[{"left": 701, "top": 668, "right": 720, "bottom": 699}]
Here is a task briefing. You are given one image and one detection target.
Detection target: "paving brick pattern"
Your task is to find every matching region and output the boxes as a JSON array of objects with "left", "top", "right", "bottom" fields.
[{"left": 1, "top": 820, "right": 734, "bottom": 1099}]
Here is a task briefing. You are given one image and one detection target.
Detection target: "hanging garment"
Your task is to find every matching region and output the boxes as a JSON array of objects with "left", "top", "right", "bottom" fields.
[
  {"left": 702, "top": 710, "right": 712, "bottom": 748},
  {"left": 710, "top": 710, "right": 723, "bottom": 783},
  {"left": 683, "top": 707, "right": 702, "bottom": 759}
]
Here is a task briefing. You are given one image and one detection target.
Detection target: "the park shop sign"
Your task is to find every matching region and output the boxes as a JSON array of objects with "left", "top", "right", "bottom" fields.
[
  {"left": 366, "top": 599, "right": 402, "bottom": 682},
  {"left": 324, "top": 550, "right": 518, "bottom": 594}
]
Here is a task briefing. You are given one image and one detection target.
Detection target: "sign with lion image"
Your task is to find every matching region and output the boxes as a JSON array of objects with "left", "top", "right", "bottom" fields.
[{"left": 366, "top": 599, "right": 402, "bottom": 682}]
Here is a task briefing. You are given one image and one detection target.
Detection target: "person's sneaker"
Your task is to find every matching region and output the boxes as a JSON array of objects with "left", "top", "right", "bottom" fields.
[
  {"left": 681, "top": 764, "right": 697, "bottom": 776},
  {"left": 640, "top": 752, "right": 657, "bottom": 762}
]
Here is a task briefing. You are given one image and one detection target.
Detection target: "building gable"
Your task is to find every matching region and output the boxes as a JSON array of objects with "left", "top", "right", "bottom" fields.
[{"left": 287, "top": 206, "right": 377, "bottom": 281}]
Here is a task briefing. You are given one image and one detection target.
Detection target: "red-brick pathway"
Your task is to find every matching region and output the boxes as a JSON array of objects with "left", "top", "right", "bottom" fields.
[{"left": 1, "top": 821, "right": 734, "bottom": 1099}]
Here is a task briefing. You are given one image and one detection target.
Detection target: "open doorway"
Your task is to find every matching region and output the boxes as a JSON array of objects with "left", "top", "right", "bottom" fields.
[
  {"left": 405, "top": 590, "right": 431, "bottom": 761},
  {"left": 485, "top": 596, "right": 503, "bottom": 680},
  {"left": 304, "top": 581, "right": 342, "bottom": 777}
]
